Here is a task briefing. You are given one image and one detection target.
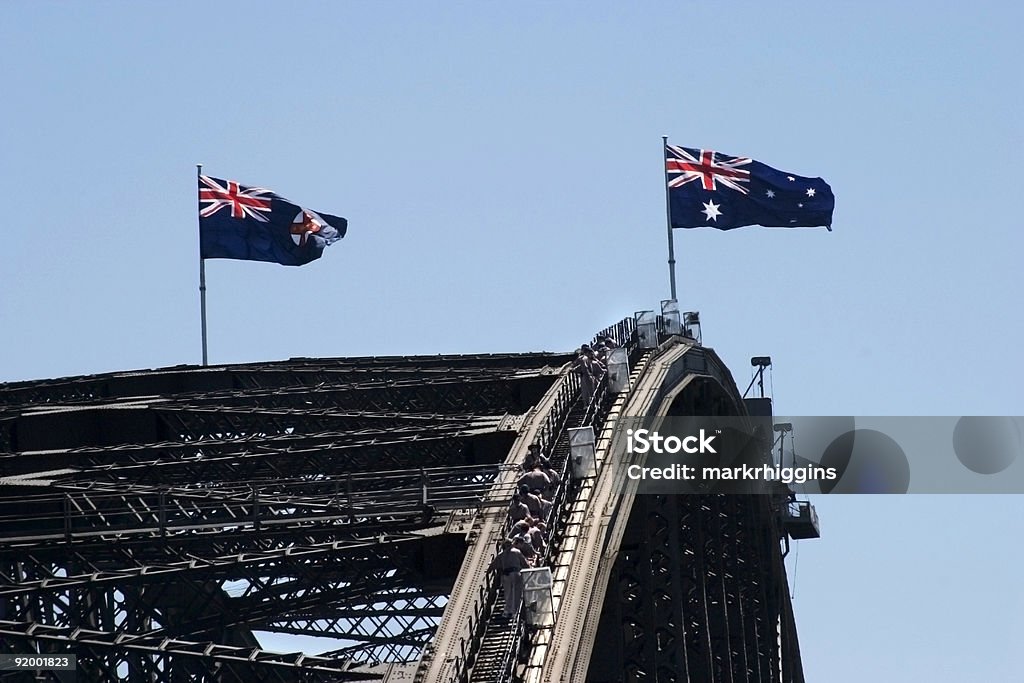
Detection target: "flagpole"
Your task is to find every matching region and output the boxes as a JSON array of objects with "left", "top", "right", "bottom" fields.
[
  {"left": 663, "top": 135, "right": 677, "bottom": 301},
  {"left": 197, "top": 163, "right": 209, "bottom": 367}
]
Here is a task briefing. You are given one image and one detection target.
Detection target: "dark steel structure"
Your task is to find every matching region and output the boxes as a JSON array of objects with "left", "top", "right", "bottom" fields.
[{"left": 0, "top": 318, "right": 807, "bottom": 683}]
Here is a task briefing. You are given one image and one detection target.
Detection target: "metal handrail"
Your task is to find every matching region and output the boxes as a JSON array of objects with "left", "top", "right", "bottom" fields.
[
  {"left": 493, "top": 378, "right": 612, "bottom": 683},
  {"left": 489, "top": 318, "right": 637, "bottom": 682},
  {"left": 449, "top": 318, "right": 637, "bottom": 683}
]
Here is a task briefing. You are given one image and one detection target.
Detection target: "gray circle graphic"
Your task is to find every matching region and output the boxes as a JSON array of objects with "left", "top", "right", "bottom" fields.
[
  {"left": 820, "top": 429, "right": 910, "bottom": 494},
  {"left": 953, "top": 416, "right": 1021, "bottom": 475}
]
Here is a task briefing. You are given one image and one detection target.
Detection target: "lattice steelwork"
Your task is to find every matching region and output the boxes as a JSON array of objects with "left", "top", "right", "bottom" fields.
[
  {"left": 589, "top": 493, "right": 804, "bottom": 683},
  {"left": 0, "top": 353, "right": 573, "bottom": 682},
  {"left": 1, "top": 325, "right": 810, "bottom": 683}
]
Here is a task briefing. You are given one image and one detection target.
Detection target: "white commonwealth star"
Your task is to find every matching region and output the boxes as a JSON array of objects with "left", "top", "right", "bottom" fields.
[
  {"left": 806, "top": 188, "right": 816, "bottom": 197},
  {"left": 701, "top": 200, "right": 722, "bottom": 222},
  {"left": 766, "top": 189, "right": 775, "bottom": 198}
]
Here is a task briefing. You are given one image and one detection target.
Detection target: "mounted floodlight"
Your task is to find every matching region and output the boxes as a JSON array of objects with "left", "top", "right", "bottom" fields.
[
  {"left": 773, "top": 422, "right": 793, "bottom": 433},
  {"left": 744, "top": 355, "right": 773, "bottom": 399}
]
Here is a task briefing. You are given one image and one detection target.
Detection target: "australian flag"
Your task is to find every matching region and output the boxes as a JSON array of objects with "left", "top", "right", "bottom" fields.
[
  {"left": 666, "top": 145, "right": 834, "bottom": 230},
  {"left": 198, "top": 176, "right": 347, "bottom": 266}
]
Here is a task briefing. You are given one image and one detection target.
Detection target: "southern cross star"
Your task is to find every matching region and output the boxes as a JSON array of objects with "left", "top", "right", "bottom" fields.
[
  {"left": 806, "top": 188, "right": 816, "bottom": 197},
  {"left": 701, "top": 200, "right": 722, "bottom": 222},
  {"left": 766, "top": 189, "right": 775, "bottom": 198}
]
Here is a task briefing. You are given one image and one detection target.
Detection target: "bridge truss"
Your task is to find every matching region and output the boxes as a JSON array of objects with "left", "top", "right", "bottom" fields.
[{"left": 1, "top": 318, "right": 808, "bottom": 682}]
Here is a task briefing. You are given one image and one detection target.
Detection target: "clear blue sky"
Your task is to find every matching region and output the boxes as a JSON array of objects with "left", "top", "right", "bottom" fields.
[{"left": 2, "top": 2, "right": 1021, "bottom": 679}]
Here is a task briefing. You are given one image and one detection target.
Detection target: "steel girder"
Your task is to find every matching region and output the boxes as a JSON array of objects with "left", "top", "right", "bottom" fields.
[
  {"left": 165, "top": 374, "right": 547, "bottom": 412},
  {"left": 149, "top": 381, "right": 523, "bottom": 437},
  {"left": 0, "top": 465, "right": 498, "bottom": 549},
  {"left": 0, "top": 429, "right": 511, "bottom": 486},
  {"left": 0, "top": 354, "right": 574, "bottom": 412},
  {"left": 0, "top": 535, "right": 438, "bottom": 597}
]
